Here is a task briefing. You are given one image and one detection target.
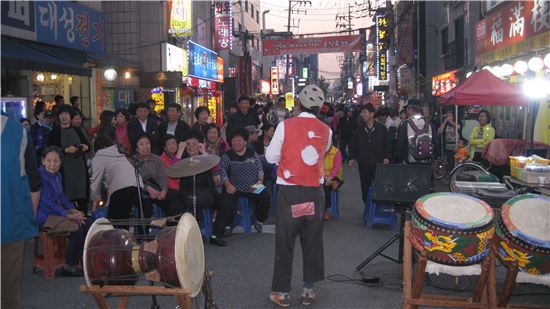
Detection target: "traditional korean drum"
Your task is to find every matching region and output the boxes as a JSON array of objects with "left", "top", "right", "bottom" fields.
[
  {"left": 410, "top": 192, "right": 495, "bottom": 265},
  {"left": 83, "top": 213, "right": 205, "bottom": 297},
  {"left": 494, "top": 194, "right": 550, "bottom": 275}
]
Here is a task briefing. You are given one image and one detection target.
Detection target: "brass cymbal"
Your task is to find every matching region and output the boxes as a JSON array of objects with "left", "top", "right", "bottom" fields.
[{"left": 166, "top": 154, "right": 220, "bottom": 178}]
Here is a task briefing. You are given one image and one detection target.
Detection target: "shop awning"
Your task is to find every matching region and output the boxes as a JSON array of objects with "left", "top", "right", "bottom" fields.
[
  {"left": 440, "top": 70, "right": 528, "bottom": 106},
  {"left": 1, "top": 40, "right": 91, "bottom": 76}
]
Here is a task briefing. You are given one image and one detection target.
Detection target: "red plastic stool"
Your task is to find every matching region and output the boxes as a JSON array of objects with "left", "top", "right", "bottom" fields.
[{"left": 33, "top": 231, "right": 68, "bottom": 279}]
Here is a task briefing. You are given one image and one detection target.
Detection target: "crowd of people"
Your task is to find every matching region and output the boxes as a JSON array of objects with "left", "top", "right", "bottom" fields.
[{"left": 2, "top": 90, "right": 499, "bottom": 308}]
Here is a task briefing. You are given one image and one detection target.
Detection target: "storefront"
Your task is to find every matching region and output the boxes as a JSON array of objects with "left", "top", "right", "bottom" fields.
[
  {"left": 474, "top": 0, "right": 550, "bottom": 142},
  {"left": 1, "top": 1, "right": 105, "bottom": 122}
]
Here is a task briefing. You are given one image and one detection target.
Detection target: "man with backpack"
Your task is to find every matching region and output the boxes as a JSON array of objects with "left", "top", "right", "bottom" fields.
[{"left": 394, "top": 99, "right": 437, "bottom": 164}]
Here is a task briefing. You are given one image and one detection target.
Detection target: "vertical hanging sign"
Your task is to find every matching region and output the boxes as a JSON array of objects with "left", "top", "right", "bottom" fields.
[
  {"left": 168, "top": 0, "right": 192, "bottom": 36},
  {"left": 376, "top": 14, "right": 389, "bottom": 81},
  {"left": 214, "top": 0, "right": 232, "bottom": 50}
]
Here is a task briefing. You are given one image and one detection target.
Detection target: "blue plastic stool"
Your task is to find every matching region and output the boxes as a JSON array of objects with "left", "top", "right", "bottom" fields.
[
  {"left": 233, "top": 197, "right": 253, "bottom": 234},
  {"left": 271, "top": 183, "right": 278, "bottom": 216},
  {"left": 201, "top": 209, "right": 213, "bottom": 238},
  {"left": 330, "top": 191, "right": 340, "bottom": 218},
  {"left": 366, "top": 192, "right": 396, "bottom": 230}
]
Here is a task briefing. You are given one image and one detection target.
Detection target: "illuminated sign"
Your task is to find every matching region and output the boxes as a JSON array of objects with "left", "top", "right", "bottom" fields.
[
  {"left": 217, "top": 57, "right": 224, "bottom": 83},
  {"left": 285, "top": 92, "right": 294, "bottom": 110},
  {"left": 302, "top": 67, "right": 308, "bottom": 79},
  {"left": 214, "top": 0, "right": 232, "bottom": 50},
  {"left": 432, "top": 70, "right": 458, "bottom": 96},
  {"left": 151, "top": 87, "right": 164, "bottom": 113},
  {"left": 260, "top": 80, "right": 270, "bottom": 94},
  {"left": 168, "top": 0, "right": 192, "bottom": 36},
  {"left": 188, "top": 40, "right": 218, "bottom": 81},
  {"left": 162, "top": 43, "right": 188, "bottom": 79},
  {"left": 376, "top": 14, "right": 389, "bottom": 81},
  {"left": 270, "top": 66, "right": 279, "bottom": 95}
]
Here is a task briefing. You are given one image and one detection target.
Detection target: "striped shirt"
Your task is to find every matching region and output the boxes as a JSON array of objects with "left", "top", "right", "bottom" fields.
[{"left": 220, "top": 148, "right": 264, "bottom": 192}]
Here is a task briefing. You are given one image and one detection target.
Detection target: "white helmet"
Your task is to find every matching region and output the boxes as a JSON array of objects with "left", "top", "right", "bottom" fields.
[{"left": 298, "top": 85, "right": 325, "bottom": 108}]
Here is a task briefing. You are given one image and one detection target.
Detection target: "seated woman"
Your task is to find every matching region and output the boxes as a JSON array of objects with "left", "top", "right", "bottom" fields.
[
  {"left": 159, "top": 134, "right": 187, "bottom": 216},
  {"left": 133, "top": 133, "right": 167, "bottom": 218},
  {"left": 90, "top": 135, "right": 145, "bottom": 220},
  {"left": 204, "top": 124, "right": 229, "bottom": 189},
  {"left": 220, "top": 128, "right": 270, "bottom": 237},
  {"left": 322, "top": 141, "right": 343, "bottom": 221},
  {"left": 37, "top": 146, "right": 90, "bottom": 276}
]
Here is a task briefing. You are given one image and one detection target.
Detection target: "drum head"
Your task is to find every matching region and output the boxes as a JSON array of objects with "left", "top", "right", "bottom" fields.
[
  {"left": 84, "top": 218, "right": 114, "bottom": 286},
  {"left": 175, "top": 213, "right": 205, "bottom": 297},
  {"left": 415, "top": 192, "right": 494, "bottom": 230},
  {"left": 501, "top": 194, "right": 550, "bottom": 248}
]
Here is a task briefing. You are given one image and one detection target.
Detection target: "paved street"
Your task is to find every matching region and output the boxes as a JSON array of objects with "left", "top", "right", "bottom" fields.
[{"left": 22, "top": 165, "right": 550, "bottom": 308}]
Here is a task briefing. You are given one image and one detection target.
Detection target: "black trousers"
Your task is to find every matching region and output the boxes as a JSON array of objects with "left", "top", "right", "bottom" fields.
[
  {"left": 339, "top": 138, "right": 351, "bottom": 161},
  {"left": 154, "top": 189, "right": 187, "bottom": 216},
  {"left": 66, "top": 220, "right": 92, "bottom": 266},
  {"left": 216, "top": 189, "right": 270, "bottom": 237},
  {"left": 108, "top": 187, "right": 152, "bottom": 220},
  {"left": 359, "top": 168, "right": 376, "bottom": 203},
  {"left": 272, "top": 185, "right": 325, "bottom": 292}
]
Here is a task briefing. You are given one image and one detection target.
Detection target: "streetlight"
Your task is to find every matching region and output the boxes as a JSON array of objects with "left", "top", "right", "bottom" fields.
[
  {"left": 523, "top": 78, "right": 550, "bottom": 150},
  {"left": 262, "top": 10, "right": 270, "bottom": 38}
]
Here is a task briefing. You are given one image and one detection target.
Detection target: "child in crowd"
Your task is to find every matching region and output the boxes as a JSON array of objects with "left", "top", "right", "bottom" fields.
[
  {"left": 454, "top": 138, "right": 469, "bottom": 165},
  {"left": 323, "top": 141, "right": 343, "bottom": 221}
]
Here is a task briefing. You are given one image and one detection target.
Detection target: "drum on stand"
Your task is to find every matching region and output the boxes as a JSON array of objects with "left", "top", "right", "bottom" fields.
[
  {"left": 494, "top": 194, "right": 550, "bottom": 275},
  {"left": 83, "top": 213, "right": 205, "bottom": 297},
  {"left": 410, "top": 192, "right": 495, "bottom": 265}
]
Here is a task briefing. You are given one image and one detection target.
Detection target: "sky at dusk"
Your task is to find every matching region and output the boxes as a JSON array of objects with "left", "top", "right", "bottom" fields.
[{"left": 261, "top": 0, "right": 376, "bottom": 85}]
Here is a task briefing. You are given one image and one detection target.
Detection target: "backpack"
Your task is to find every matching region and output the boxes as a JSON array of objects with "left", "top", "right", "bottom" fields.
[{"left": 408, "top": 119, "right": 433, "bottom": 161}]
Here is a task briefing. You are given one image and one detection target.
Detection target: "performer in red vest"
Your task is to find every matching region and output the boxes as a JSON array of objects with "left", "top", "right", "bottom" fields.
[{"left": 266, "top": 85, "right": 332, "bottom": 307}]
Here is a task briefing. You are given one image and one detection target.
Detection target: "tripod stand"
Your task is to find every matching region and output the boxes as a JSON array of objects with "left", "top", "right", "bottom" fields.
[{"left": 355, "top": 204, "right": 410, "bottom": 271}]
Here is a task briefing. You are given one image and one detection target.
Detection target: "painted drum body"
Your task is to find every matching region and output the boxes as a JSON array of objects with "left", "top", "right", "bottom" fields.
[
  {"left": 494, "top": 194, "right": 550, "bottom": 275},
  {"left": 410, "top": 192, "right": 495, "bottom": 265}
]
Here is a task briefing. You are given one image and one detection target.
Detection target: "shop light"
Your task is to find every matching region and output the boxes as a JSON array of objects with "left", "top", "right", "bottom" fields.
[
  {"left": 544, "top": 53, "right": 550, "bottom": 69},
  {"left": 465, "top": 71, "right": 473, "bottom": 78},
  {"left": 50, "top": 74, "right": 57, "bottom": 80},
  {"left": 528, "top": 57, "right": 544, "bottom": 72},
  {"left": 513, "top": 61, "right": 528, "bottom": 74},
  {"left": 501, "top": 64, "right": 514, "bottom": 76},
  {"left": 104, "top": 68, "right": 117, "bottom": 81},
  {"left": 482, "top": 66, "right": 492, "bottom": 71},
  {"left": 36, "top": 74, "right": 45, "bottom": 82},
  {"left": 492, "top": 66, "right": 503, "bottom": 77},
  {"left": 125, "top": 71, "right": 131, "bottom": 79},
  {"left": 523, "top": 79, "right": 550, "bottom": 99}
]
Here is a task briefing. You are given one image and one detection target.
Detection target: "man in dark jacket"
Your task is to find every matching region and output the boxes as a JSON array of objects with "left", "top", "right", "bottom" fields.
[
  {"left": 158, "top": 103, "right": 191, "bottom": 146},
  {"left": 128, "top": 102, "right": 161, "bottom": 154},
  {"left": 336, "top": 108, "right": 355, "bottom": 162},
  {"left": 348, "top": 103, "right": 391, "bottom": 203},
  {"left": 227, "top": 95, "right": 260, "bottom": 136}
]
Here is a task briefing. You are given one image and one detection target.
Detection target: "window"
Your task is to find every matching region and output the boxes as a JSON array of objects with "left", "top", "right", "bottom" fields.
[
  {"left": 251, "top": 5, "right": 254, "bottom": 18},
  {"left": 256, "top": 10, "right": 259, "bottom": 23},
  {"left": 251, "top": 37, "right": 255, "bottom": 48},
  {"left": 245, "top": 0, "right": 248, "bottom": 12},
  {"left": 441, "top": 27, "right": 448, "bottom": 54},
  {"left": 454, "top": 17, "right": 465, "bottom": 67}
]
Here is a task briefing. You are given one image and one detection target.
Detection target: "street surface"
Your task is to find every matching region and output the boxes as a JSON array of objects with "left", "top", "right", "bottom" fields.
[{"left": 22, "top": 166, "right": 550, "bottom": 308}]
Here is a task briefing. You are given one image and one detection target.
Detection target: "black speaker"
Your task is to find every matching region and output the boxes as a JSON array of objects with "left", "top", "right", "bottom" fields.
[{"left": 371, "top": 164, "right": 432, "bottom": 205}]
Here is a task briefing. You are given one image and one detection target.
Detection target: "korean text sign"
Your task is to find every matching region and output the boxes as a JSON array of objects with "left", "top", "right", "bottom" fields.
[
  {"left": 214, "top": 0, "right": 232, "bottom": 50},
  {"left": 35, "top": 1, "right": 105, "bottom": 53},
  {"left": 376, "top": 14, "right": 388, "bottom": 81},
  {"left": 168, "top": 0, "right": 192, "bottom": 36},
  {"left": 188, "top": 41, "right": 218, "bottom": 81}
]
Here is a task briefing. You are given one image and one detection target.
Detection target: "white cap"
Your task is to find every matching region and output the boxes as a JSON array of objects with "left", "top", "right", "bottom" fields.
[{"left": 298, "top": 85, "right": 325, "bottom": 108}]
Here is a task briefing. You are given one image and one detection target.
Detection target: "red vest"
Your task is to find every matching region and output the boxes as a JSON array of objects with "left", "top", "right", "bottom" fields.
[{"left": 277, "top": 117, "right": 330, "bottom": 187}]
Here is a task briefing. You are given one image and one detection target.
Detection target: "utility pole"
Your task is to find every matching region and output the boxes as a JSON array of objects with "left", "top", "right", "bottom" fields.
[{"left": 285, "top": 1, "right": 311, "bottom": 93}]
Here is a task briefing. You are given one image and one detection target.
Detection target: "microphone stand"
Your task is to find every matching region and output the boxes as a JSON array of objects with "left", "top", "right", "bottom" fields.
[{"left": 118, "top": 147, "right": 161, "bottom": 309}]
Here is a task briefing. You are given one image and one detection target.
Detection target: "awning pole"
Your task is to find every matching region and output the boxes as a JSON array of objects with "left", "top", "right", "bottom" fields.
[{"left": 455, "top": 105, "right": 458, "bottom": 150}]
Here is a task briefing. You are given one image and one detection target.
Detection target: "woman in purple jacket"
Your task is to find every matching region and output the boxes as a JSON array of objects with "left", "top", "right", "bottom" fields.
[{"left": 37, "top": 146, "right": 89, "bottom": 277}]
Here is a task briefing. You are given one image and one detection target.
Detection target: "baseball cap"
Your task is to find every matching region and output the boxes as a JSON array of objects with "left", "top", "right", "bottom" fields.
[
  {"left": 44, "top": 111, "right": 54, "bottom": 117},
  {"left": 298, "top": 84, "right": 325, "bottom": 108},
  {"left": 245, "top": 125, "right": 261, "bottom": 135},
  {"left": 403, "top": 99, "right": 422, "bottom": 109}
]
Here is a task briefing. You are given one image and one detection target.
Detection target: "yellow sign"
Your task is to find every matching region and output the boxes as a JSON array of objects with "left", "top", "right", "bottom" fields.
[
  {"left": 151, "top": 93, "right": 164, "bottom": 113},
  {"left": 285, "top": 92, "right": 294, "bottom": 110},
  {"left": 480, "top": 31, "right": 550, "bottom": 64},
  {"left": 208, "top": 97, "right": 217, "bottom": 123},
  {"left": 168, "top": 0, "right": 192, "bottom": 37}
]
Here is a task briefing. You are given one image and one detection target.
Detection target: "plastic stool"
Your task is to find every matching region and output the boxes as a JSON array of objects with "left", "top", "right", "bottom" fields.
[
  {"left": 33, "top": 231, "right": 68, "bottom": 279},
  {"left": 201, "top": 209, "right": 213, "bottom": 238},
  {"left": 330, "top": 191, "right": 340, "bottom": 218},
  {"left": 367, "top": 198, "right": 396, "bottom": 230},
  {"left": 233, "top": 197, "right": 253, "bottom": 234}
]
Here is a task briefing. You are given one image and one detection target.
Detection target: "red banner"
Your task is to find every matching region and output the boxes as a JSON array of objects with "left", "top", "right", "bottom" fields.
[
  {"left": 475, "top": 1, "right": 549, "bottom": 55},
  {"left": 262, "top": 35, "right": 362, "bottom": 56}
]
